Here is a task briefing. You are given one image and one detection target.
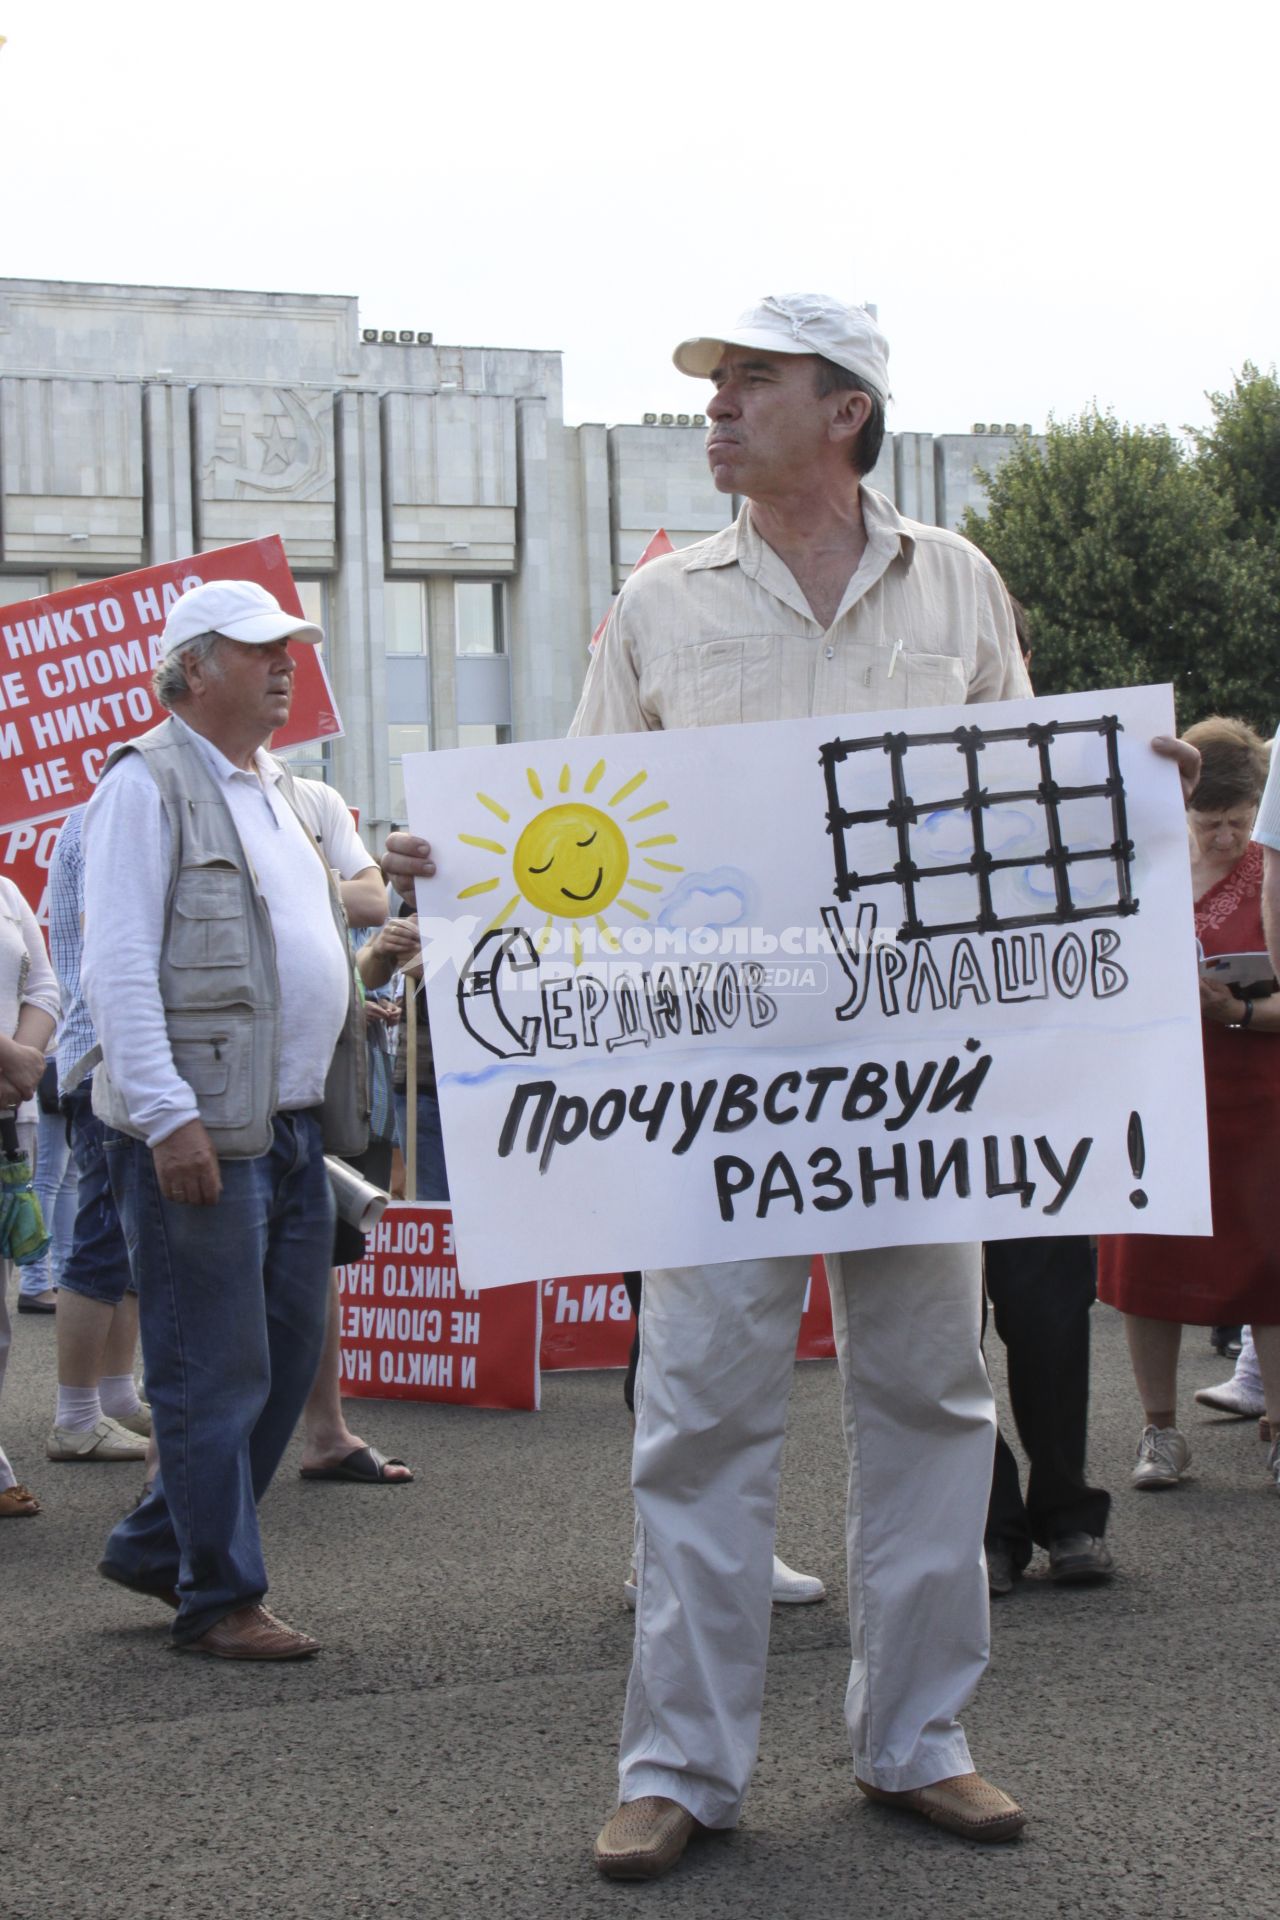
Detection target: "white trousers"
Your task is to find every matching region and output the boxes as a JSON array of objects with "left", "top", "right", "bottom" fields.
[{"left": 619, "top": 1242, "right": 994, "bottom": 1828}]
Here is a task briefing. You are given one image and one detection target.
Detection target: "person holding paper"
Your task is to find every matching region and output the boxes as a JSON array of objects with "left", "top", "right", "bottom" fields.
[
  {"left": 378, "top": 297, "right": 1203, "bottom": 1882},
  {"left": 1099, "top": 717, "right": 1280, "bottom": 1492},
  {"left": 82, "top": 580, "right": 369, "bottom": 1659},
  {"left": 574, "top": 294, "right": 1033, "bottom": 1876}
]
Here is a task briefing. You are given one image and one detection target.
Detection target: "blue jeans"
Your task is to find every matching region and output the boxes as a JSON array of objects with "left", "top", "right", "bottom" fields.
[
  {"left": 22, "top": 1102, "right": 77, "bottom": 1296},
  {"left": 100, "top": 1110, "right": 334, "bottom": 1645},
  {"left": 57, "top": 1083, "right": 135, "bottom": 1306},
  {"left": 394, "top": 1089, "right": 451, "bottom": 1202}
]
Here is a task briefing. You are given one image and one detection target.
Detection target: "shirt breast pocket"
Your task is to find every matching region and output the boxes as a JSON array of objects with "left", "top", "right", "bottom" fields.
[
  {"left": 901, "top": 649, "right": 969, "bottom": 709},
  {"left": 168, "top": 864, "right": 250, "bottom": 970},
  {"left": 688, "top": 638, "right": 750, "bottom": 725},
  {"left": 677, "top": 636, "right": 790, "bottom": 727}
]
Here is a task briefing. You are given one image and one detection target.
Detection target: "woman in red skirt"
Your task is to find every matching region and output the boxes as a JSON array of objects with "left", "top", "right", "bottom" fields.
[{"left": 1098, "top": 716, "right": 1280, "bottom": 1492}]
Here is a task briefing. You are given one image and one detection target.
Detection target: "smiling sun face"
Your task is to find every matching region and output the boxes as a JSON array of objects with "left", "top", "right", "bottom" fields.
[
  {"left": 514, "top": 802, "right": 628, "bottom": 916},
  {"left": 456, "top": 758, "right": 682, "bottom": 963}
]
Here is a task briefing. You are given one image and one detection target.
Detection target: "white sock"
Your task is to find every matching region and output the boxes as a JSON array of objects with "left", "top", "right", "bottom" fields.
[
  {"left": 56, "top": 1385, "right": 103, "bottom": 1432},
  {"left": 99, "top": 1375, "right": 142, "bottom": 1420},
  {"left": 1235, "top": 1326, "right": 1262, "bottom": 1398}
]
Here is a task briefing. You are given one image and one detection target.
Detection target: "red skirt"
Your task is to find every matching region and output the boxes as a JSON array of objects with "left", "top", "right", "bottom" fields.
[{"left": 1097, "top": 1038, "right": 1280, "bottom": 1324}]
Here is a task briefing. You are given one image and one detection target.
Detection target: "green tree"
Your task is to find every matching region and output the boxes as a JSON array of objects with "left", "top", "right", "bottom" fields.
[
  {"left": 962, "top": 408, "right": 1279, "bottom": 734},
  {"left": 1192, "top": 362, "right": 1280, "bottom": 542}
]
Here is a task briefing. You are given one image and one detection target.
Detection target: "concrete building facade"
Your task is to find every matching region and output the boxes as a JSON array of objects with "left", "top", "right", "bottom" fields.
[{"left": 0, "top": 278, "right": 1034, "bottom": 835}]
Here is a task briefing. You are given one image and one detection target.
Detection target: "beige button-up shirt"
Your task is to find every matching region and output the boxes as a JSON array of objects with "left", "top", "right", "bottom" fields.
[{"left": 572, "top": 486, "right": 1030, "bottom": 737}]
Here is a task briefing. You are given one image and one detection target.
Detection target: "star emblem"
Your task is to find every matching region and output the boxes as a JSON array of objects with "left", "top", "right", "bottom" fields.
[{"left": 255, "top": 413, "right": 298, "bottom": 476}]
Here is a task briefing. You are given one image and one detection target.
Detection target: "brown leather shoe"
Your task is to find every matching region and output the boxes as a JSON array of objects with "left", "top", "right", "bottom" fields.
[
  {"left": 856, "top": 1771, "right": 1026, "bottom": 1842},
  {"left": 177, "top": 1603, "right": 320, "bottom": 1661},
  {"left": 594, "top": 1797, "right": 701, "bottom": 1880}
]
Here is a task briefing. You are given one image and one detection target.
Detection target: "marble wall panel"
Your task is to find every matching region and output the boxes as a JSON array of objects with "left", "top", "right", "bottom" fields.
[{"left": 0, "top": 377, "right": 144, "bottom": 567}]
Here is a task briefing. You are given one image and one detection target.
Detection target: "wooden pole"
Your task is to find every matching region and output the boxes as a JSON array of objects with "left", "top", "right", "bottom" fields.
[{"left": 404, "top": 975, "right": 418, "bottom": 1202}]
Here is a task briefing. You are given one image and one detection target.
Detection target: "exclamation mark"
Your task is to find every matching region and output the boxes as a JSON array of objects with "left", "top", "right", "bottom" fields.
[{"left": 1127, "top": 1111, "right": 1148, "bottom": 1209}]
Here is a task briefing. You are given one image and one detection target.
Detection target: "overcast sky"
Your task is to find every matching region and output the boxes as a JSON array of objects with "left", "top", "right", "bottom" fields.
[{"left": 2, "top": 0, "right": 1274, "bottom": 440}]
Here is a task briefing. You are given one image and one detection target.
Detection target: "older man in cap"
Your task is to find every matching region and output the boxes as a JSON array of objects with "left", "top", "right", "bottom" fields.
[
  {"left": 570, "top": 292, "right": 1038, "bottom": 1875},
  {"left": 82, "top": 579, "right": 368, "bottom": 1659},
  {"left": 379, "top": 295, "right": 1200, "bottom": 1875}
]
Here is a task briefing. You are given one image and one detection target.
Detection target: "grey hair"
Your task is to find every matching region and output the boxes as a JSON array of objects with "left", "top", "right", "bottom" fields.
[
  {"left": 813, "top": 359, "right": 887, "bottom": 475},
  {"left": 153, "top": 631, "right": 225, "bottom": 709}
]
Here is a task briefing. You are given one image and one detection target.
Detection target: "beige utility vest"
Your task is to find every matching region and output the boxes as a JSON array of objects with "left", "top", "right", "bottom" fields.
[{"left": 90, "top": 718, "right": 369, "bottom": 1159}]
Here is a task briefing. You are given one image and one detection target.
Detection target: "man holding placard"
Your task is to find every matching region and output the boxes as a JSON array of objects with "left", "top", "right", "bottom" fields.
[
  {"left": 559, "top": 294, "right": 1038, "bottom": 1875},
  {"left": 380, "top": 296, "right": 1204, "bottom": 1879}
]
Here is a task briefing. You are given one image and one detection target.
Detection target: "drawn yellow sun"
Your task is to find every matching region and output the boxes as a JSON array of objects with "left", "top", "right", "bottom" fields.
[
  {"left": 455, "top": 758, "right": 683, "bottom": 964},
  {"left": 513, "top": 803, "right": 628, "bottom": 916}
]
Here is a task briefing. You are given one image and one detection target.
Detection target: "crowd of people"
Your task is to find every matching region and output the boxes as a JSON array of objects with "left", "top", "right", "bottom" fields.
[{"left": 2, "top": 291, "right": 1278, "bottom": 1884}]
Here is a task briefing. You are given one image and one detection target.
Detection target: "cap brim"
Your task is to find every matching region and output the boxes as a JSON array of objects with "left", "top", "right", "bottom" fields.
[
  {"left": 216, "top": 613, "right": 324, "bottom": 646},
  {"left": 673, "top": 327, "right": 817, "bottom": 378}
]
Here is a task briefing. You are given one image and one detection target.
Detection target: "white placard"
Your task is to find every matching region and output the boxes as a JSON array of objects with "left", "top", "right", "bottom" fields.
[{"left": 404, "top": 684, "right": 1210, "bottom": 1290}]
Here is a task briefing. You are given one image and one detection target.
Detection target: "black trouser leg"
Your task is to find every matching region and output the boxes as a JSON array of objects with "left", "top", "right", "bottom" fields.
[
  {"left": 622, "top": 1270, "right": 642, "bottom": 1413},
  {"left": 984, "top": 1235, "right": 1111, "bottom": 1552},
  {"left": 987, "top": 1425, "right": 1035, "bottom": 1566}
]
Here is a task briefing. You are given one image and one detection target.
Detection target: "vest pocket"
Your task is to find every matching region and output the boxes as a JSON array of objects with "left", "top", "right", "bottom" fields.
[
  {"left": 168, "top": 1012, "right": 253, "bottom": 1127},
  {"left": 169, "top": 865, "right": 251, "bottom": 969}
]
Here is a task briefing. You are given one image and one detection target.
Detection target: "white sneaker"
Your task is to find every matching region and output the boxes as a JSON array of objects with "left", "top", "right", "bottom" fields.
[
  {"left": 622, "top": 1552, "right": 826, "bottom": 1611},
  {"left": 1131, "top": 1425, "right": 1190, "bottom": 1489},
  {"left": 1266, "top": 1438, "right": 1280, "bottom": 1493},
  {"left": 108, "top": 1400, "right": 153, "bottom": 1438},
  {"left": 46, "top": 1416, "right": 148, "bottom": 1463},
  {"left": 770, "top": 1553, "right": 826, "bottom": 1605},
  {"left": 1194, "top": 1378, "right": 1266, "bottom": 1419}
]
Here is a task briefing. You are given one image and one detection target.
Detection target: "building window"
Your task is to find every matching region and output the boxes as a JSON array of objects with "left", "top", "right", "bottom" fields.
[
  {"left": 385, "top": 580, "right": 428, "bottom": 655},
  {"left": 455, "top": 580, "right": 512, "bottom": 740},
  {"left": 388, "top": 723, "right": 431, "bottom": 821},
  {"left": 275, "top": 739, "right": 331, "bottom": 784},
  {"left": 294, "top": 579, "right": 328, "bottom": 638},
  {"left": 455, "top": 581, "right": 504, "bottom": 655},
  {"left": 457, "top": 724, "right": 512, "bottom": 750},
  {"left": 0, "top": 576, "right": 50, "bottom": 608}
]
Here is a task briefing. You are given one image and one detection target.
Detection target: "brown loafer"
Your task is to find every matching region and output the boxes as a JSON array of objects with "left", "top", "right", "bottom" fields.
[
  {"left": 594, "top": 1796, "right": 701, "bottom": 1880},
  {"left": 177, "top": 1602, "right": 320, "bottom": 1661},
  {"left": 856, "top": 1772, "right": 1026, "bottom": 1842}
]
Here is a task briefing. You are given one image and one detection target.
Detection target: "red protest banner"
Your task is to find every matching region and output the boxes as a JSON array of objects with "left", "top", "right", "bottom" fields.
[
  {"left": 336, "top": 1203, "right": 829, "bottom": 1406},
  {"left": 540, "top": 1273, "right": 635, "bottom": 1369},
  {"left": 1, "top": 813, "right": 66, "bottom": 929},
  {"left": 337, "top": 1204, "right": 541, "bottom": 1410},
  {"left": 589, "top": 527, "right": 674, "bottom": 652},
  {"left": 0, "top": 537, "right": 341, "bottom": 831},
  {"left": 539, "top": 1260, "right": 836, "bottom": 1372}
]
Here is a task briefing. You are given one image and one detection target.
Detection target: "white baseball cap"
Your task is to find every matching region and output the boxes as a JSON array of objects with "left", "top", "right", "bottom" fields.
[
  {"left": 673, "top": 293, "right": 890, "bottom": 404},
  {"left": 160, "top": 579, "right": 324, "bottom": 658}
]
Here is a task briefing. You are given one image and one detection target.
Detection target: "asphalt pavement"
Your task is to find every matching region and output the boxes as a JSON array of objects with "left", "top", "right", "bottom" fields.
[{"left": 4, "top": 1285, "right": 1277, "bottom": 1920}]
